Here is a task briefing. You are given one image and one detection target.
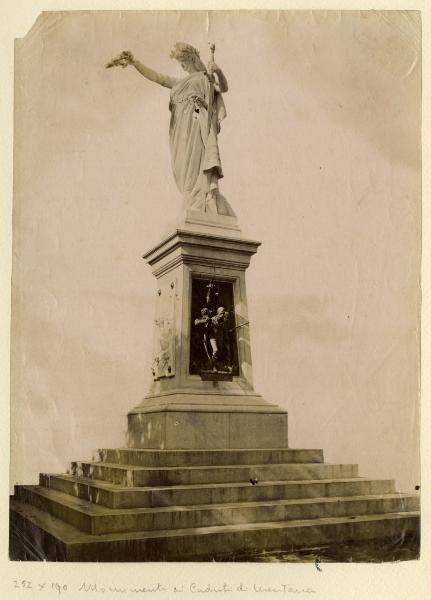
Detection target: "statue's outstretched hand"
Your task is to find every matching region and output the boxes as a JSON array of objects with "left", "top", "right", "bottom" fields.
[{"left": 106, "top": 50, "right": 135, "bottom": 69}]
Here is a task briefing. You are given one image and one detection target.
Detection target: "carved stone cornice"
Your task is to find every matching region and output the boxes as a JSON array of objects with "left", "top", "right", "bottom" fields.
[{"left": 143, "top": 229, "right": 261, "bottom": 277}]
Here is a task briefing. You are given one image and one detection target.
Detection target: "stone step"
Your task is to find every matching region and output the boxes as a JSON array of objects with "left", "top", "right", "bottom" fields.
[
  {"left": 96, "top": 448, "right": 324, "bottom": 467},
  {"left": 10, "top": 497, "right": 420, "bottom": 561},
  {"left": 70, "top": 462, "right": 359, "bottom": 487},
  {"left": 15, "top": 484, "right": 420, "bottom": 536},
  {"left": 40, "top": 474, "right": 396, "bottom": 509}
]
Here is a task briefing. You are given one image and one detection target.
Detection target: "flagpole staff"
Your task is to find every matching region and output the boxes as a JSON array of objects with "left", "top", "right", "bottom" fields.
[
  {"left": 209, "top": 42, "right": 215, "bottom": 63},
  {"left": 207, "top": 43, "right": 216, "bottom": 135}
]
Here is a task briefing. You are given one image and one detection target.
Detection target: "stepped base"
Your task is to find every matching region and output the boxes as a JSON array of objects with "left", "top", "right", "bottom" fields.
[
  {"left": 10, "top": 497, "right": 419, "bottom": 562},
  {"left": 10, "top": 446, "right": 420, "bottom": 562}
]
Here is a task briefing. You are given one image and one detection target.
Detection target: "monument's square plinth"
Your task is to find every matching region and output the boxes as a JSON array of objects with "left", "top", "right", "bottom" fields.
[{"left": 127, "top": 215, "right": 288, "bottom": 449}]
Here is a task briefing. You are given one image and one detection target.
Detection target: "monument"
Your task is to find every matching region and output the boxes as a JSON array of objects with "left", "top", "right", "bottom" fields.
[
  {"left": 107, "top": 44, "right": 288, "bottom": 451},
  {"left": 9, "top": 43, "right": 419, "bottom": 561}
]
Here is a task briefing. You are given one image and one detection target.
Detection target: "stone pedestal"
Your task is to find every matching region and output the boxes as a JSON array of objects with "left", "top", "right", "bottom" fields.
[
  {"left": 127, "top": 211, "right": 288, "bottom": 449},
  {"left": 10, "top": 210, "right": 420, "bottom": 563}
]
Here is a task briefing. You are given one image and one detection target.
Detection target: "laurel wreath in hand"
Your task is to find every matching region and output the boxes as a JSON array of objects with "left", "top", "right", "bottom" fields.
[{"left": 105, "top": 51, "right": 134, "bottom": 69}]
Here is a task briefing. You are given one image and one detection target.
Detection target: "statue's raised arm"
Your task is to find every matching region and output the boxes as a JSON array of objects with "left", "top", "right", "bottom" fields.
[
  {"left": 107, "top": 43, "right": 234, "bottom": 216},
  {"left": 106, "top": 50, "right": 177, "bottom": 88}
]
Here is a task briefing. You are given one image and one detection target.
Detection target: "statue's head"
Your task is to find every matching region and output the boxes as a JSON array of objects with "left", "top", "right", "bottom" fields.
[{"left": 170, "top": 43, "right": 206, "bottom": 73}]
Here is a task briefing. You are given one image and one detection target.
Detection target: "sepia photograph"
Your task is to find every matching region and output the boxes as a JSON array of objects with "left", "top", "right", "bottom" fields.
[{"left": 7, "top": 8, "right": 422, "bottom": 567}]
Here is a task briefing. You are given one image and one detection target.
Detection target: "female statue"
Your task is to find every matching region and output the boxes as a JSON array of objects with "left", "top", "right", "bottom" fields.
[{"left": 107, "top": 43, "right": 233, "bottom": 215}]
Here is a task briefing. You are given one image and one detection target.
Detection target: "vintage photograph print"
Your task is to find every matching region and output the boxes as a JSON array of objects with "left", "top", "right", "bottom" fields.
[{"left": 9, "top": 10, "right": 421, "bottom": 562}]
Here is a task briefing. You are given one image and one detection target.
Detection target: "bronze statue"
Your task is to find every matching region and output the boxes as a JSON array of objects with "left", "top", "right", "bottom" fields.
[{"left": 194, "top": 281, "right": 233, "bottom": 374}]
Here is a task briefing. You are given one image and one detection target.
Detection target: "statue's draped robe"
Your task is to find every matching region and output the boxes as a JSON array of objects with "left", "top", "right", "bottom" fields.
[{"left": 169, "top": 72, "right": 227, "bottom": 212}]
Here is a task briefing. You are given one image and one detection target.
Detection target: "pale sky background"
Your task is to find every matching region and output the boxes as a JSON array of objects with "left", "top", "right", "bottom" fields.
[{"left": 10, "top": 10, "right": 421, "bottom": 494}]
